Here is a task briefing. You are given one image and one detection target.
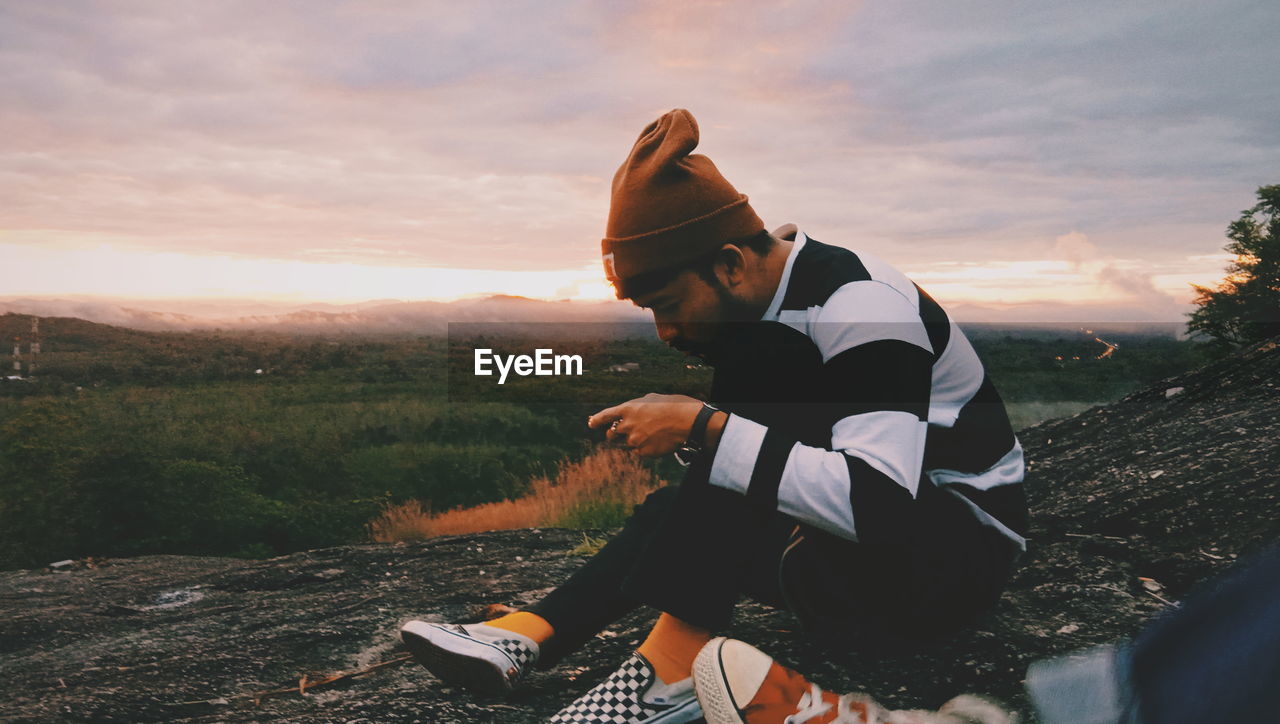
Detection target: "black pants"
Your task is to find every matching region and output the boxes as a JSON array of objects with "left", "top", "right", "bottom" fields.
[{"left": 527, "top": 462, "right": 1019, "bottom": 668}]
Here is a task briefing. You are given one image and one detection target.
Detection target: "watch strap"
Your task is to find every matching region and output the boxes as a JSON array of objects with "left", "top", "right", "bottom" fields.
[{"left": 688, "top": 402, "right": 720, "bottom": 448}]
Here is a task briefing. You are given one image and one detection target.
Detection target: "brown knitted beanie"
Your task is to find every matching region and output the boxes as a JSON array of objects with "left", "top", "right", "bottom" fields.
[{"left": 601, "top": 108, "right": 764, "bottom": 284}]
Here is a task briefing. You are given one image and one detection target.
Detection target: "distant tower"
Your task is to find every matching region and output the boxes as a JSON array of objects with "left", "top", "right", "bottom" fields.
[
  {"left": 28, "top": 317, "right": 40, "bottom": 375},
  {"left": 9, "top": 317, "right": 42, "bottom": 377}
]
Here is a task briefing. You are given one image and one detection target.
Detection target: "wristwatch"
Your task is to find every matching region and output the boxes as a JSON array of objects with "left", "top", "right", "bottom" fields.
[{"left": 674, "top": 402, "right": 720, "bottom": 467}]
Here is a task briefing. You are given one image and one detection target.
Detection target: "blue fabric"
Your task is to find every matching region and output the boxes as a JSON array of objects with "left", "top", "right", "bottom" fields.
[
  {"left": 1027, "top": 542, "right": 1280, "bottom": 723},
  {"left": 1127, "top": 542, "right": 1280, "bottom": 723}
]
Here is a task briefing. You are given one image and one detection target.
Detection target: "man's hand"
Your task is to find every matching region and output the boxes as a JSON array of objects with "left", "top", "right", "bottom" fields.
[{"left": 587, "top": 393, "right": 704, "bottom": 458}]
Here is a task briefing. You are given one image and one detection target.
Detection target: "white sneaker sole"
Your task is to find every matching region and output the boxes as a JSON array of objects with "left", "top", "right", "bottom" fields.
[
  {"left": 693, "top": 637, "right": 747, "bottom": 724},
  {"left": 400, "top": 621, "right": 517, "bottom": 696},
  {"left": 651, "top": 699, "right": 705, "bottom": 723},
  {"left": 636, "top": 699, "right": 705, "bottom": 724}
]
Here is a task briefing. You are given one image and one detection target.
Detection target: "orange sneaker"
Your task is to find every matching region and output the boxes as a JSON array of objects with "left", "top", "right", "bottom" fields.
[{"left": 693, "top": 638, "right": 1013, "bottom": 724}]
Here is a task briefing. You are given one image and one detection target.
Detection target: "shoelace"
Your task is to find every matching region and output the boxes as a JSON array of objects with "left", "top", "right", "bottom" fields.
[{"left": 786, "top": 683, "right": 876, "bottom": 724}]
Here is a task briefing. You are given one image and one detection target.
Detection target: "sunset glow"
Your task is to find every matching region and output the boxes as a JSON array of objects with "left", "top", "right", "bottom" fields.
[
  {"left": 3, "top": 1, "right": 1276, "bottom": 321},
  {"left": 2, "top": 239, "right": 1230, "bottom": 314},
  {"left": 1, "top": 241, "right": 615, "bottom": 303}
]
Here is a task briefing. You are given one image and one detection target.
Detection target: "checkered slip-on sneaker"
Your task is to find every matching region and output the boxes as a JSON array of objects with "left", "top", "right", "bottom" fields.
[
  {"left": 549, "top": 652, "right": 704, "bottom": 723},
  {"left": 399, "top": 620, "right": 538, "bottom": 696}
]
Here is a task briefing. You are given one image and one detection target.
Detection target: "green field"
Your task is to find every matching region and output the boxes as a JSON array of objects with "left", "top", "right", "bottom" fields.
[{"left": 0, "top": 313, "right": 1217, "bottom": 569}]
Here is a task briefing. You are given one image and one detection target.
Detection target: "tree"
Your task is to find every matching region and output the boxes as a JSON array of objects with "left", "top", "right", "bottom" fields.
[{"left": 1187, "top": 185, "right": 1280, "bottom": 349}]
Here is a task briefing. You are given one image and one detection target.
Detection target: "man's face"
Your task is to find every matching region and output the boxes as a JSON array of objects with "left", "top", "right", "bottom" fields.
[{"left": 629, "top": 267, "right": 756, "bottom": 363}]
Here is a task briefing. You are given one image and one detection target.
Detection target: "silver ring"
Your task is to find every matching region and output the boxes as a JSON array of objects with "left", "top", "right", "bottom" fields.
[{"left": 610, "top": 419, "right": 620, "bottom": 432}]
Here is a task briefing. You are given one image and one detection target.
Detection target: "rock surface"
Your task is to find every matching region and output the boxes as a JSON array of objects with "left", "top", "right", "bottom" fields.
[{"left": 2, "top": 338, "right": 1277, "bottom": 722}]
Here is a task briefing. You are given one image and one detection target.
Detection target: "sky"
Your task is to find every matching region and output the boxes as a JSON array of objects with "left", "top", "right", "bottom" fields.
[{"left": 3, "top": 0, "right": 1278, "bottom": 321}]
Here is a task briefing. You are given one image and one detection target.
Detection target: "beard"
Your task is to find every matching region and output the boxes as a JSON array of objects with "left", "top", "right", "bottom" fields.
[{"left": 668, "top": 282, "right": 760, "bottom": 366}]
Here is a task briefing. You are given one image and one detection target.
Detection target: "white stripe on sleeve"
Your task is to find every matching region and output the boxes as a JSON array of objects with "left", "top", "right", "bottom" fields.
[
  {"left": 927, "top": 439, "right": 1026, "bottom": 491},
  {"left": 854, "top": 250, "right": 921, "bottom": 305},
  {"left": 810, "top": 281, "right": 933, "bottom": 362},
  {"left": 708, "top": 413, "right": 767, "bottom": 494},
  {"left": 832, "top": 410, "right": 929, "bottom": 497},
  {"left": 776, "top": 444, "right": 857, "bottom": 539},
  {"left": 927, "top": 322, "right": 985, "bottom": 427}
]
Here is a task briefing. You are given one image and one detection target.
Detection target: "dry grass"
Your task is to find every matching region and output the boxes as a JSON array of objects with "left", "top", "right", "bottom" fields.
[{"left": 368, "top": 447, "right": 663, "bottom": 542}]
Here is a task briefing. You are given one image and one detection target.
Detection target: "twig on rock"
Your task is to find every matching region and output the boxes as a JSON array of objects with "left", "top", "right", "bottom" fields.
[
  {"left": 1198, "top": 409, "right": 1247, "bottom": 425},
  {"left": 334, "top": 594, "right": 382, "bottom": 614},
  {"left": 1064, "top": 532, "right": 1127, "bottom": 542},
  {"left": 170, "top": 653, "right": 415, "bottom": 708}
]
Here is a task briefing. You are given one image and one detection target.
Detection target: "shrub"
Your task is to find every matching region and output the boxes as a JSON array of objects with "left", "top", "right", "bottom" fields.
[
  {"left": 1188, "top": 184, "right": 1280, "bottom": 348},
  {"left": 368, "top": 447, "right": 663, "bottom": 541}
]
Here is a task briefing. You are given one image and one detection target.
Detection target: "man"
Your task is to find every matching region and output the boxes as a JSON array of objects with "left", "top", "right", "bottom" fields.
[{"left": 400, "top": 108, "right": 1027, "bottom": 723}]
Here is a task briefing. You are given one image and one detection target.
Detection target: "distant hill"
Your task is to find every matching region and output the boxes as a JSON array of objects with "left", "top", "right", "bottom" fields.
[
  {"left": 0, "top": 313, "right": 161, "bottom": 353},
  {"left": 1, "top": 295, "right": 1186, "bottom": 339},
  {"left": 0, "top": 312, "right": 381, "bottom": 386},
  {"left": 0, "top": 295, "right": 651, "bottom": 335}
]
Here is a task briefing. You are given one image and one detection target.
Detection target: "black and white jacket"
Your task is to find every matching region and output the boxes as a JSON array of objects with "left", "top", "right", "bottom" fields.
[{"left": 706, "top": 229, "right": 1028, "bottom": 550}]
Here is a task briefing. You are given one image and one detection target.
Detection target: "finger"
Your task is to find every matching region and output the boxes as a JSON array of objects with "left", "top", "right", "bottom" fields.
[
  {"left": 587, "top": 403, "right": 627, "bottom": 429},
  {"left": 603, "top": 417, "right": 626, "bottom": 443}
]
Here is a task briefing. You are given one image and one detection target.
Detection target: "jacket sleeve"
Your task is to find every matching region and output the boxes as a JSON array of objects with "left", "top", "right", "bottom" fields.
[{"left": 705, "top": 280, "right": 934, "bottom": 543}]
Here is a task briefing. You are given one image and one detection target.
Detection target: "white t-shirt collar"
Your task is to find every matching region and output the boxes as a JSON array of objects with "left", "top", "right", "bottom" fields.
[{"left": 761, "top": 230, "right": 807, "bottom": 321}]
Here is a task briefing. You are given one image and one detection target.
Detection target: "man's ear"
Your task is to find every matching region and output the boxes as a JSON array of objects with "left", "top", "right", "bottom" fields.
[{"left": 712, "top": 243, "right": 748, "bottom": 288}]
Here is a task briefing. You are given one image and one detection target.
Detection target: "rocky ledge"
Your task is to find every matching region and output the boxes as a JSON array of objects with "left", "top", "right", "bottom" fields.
[{"left": 2, "top": 338, "right": 1277, "bottom": 722}]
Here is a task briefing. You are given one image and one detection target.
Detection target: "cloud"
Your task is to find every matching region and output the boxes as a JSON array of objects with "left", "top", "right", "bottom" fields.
[
  {"left": 1045, "top": 230, "right": 1179, "bottom": 311},
  {"left": 0, "top": 0, "right": 1275, "bottom": 309},
  {"left": 1052, "top": 231, "right": 1099, "bottom": 271},
  {"left": 1095, "top": 263, "right": 1178, "bottom": 309},
  {"left": 0, "top": 2, "right": 877, "bottom": 272}
]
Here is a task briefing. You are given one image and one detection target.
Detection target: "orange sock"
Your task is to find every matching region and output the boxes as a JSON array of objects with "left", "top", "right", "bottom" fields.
[
  {"left": 485, "top": 611, "right": 555, "bottom": 645},
  {"left": 636, "top": 613, "right": 712, "bottom": 684}
]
